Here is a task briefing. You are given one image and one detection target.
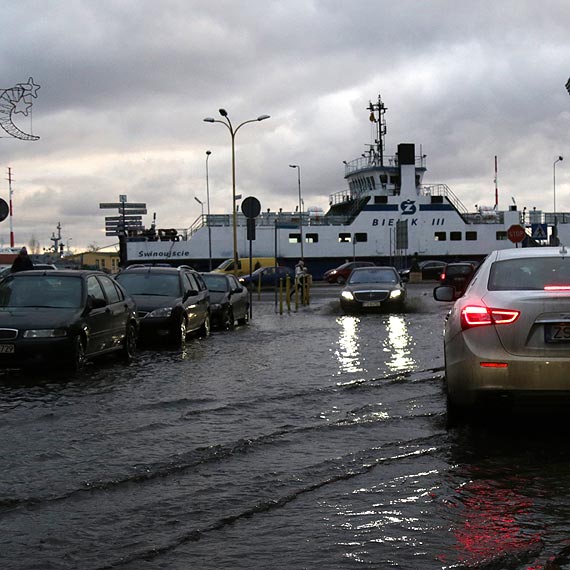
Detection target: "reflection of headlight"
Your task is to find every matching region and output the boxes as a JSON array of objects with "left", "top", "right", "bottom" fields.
[
  {"left": 341, "top": 291, "right": 354, "bottom": 301},
  {"left": 23, "top": 329, "right": 67, "bottom": 338},
  {"left": 147, "top": 307, "right": 173, "bottom": 318},
  {"left": 390, "top": 289, "right": 402, "bottom": 299},
  {"left": 211, "top": 303, "right": 222, "bottom": 310}
]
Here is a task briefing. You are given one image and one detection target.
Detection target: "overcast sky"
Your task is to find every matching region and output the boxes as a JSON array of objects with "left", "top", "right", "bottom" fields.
[{"left": 1, "top": 0, "right": 569, "bottom": 252}]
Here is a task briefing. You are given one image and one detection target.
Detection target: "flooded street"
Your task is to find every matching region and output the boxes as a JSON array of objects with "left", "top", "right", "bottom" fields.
[{"left": 3, "top": 283, "right": 570, "bottom": 570}]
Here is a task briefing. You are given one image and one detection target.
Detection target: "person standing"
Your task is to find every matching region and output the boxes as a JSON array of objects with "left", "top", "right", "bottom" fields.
[{"left": 11, "top": 247, "right": 34, "bottom": 273}]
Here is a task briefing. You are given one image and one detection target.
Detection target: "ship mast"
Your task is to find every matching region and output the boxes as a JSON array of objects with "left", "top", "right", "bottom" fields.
[{"left": 366, "top": 94, "right": 387, "bottom": 167}]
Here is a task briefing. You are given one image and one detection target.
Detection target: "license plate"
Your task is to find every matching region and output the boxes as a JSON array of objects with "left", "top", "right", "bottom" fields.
[
  {"left": 362, "top": 301, "right": 382, "bottom": 308},
  {"left": 545, "top": 323, "right": 570, "bottom": 343},
  {"left": 0, "top": 344, "right": 15, "bottom": 353}
]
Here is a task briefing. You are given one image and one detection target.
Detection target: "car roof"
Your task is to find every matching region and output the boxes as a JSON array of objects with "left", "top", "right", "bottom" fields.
[
  {"left": 120, "top": 265, "right": 194, "bottom": 274},
  {"left": 493, "top": 246, "right": 569, "bottom": 261},
  {"left": 11, "top": 269, "right": 102, "bottom": 276}
]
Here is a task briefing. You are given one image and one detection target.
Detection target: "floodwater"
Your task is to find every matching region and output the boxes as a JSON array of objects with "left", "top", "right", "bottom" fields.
[{"left": 2, "top": 284, "right": 570, "bottom": 569}]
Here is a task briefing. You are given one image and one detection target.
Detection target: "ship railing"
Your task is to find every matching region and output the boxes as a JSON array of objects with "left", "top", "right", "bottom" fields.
[
  {"left": 343, "top": 154, "right": 426, "bottom": 176},
  {"left": 420, "top": 184, "right": 468, "bottom": 215}
]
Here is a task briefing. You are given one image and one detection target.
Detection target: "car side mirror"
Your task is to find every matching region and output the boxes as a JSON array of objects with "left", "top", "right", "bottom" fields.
[
  {"left": 232, "top": 286, "right": 244, "bottom": 294},
  {"left": 183, "top": 290, "right": 198, "bottom": 300},
  {"left": 87, "top": 295, "right": 107, "bottom": 310},
  {"left": 433, "top": 285, "right": 457, "bottom": 302}
]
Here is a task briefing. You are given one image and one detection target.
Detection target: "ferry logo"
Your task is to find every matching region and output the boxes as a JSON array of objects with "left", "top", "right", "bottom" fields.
[{"left": 400, "top": 200, "right": 417, "bottom": 215}]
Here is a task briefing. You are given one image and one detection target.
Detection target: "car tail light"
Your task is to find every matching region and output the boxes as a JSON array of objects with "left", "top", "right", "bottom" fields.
[
  {"left": 440, "top": 272, "right": 446, "bottom": 280},
  {"left": 460, "top": 305, "right": 520, "bottom": 330}
]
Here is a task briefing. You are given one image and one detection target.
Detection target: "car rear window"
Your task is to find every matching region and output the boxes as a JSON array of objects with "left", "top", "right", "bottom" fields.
[{"left": 488, "top": 258, "right": 570, "bottom": 290}]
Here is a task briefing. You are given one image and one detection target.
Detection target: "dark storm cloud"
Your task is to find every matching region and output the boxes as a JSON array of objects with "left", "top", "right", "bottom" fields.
[{"left": 0, "top": 0, "right": 568, "bottom": 249}]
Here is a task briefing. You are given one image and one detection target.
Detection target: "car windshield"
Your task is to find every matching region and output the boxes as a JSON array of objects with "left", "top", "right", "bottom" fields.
[
  {"left": 202, "top": 274, "right": 229, "bottom": 292},
  {"left": 348, "top": 268, "right": 398, "bottom": 284},
  {"left": 488, "top": 258, "right": 570, "bottom": 290},
  {"left": 116, "top": 273, "right": 181, "bottom": 296},
  {"left": 0, "top": 275, "right": 82, "bottom": 308}
]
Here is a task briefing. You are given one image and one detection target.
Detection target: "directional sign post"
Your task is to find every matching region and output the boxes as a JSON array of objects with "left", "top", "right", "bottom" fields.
[{"left": 100, "top": 196, "right": 148, "bottom": 267}]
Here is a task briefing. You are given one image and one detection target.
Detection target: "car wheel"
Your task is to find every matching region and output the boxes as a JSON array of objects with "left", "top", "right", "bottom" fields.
[
  {"left": 198, "top": 313, "right": 211, "bottom": 337},
  {"left": 67, "top": 335, "right": 86, "bottom": 373},
  {"left": 237, "top": 306, "right": 249, "bottom": 326},
  {"left": 121, "top": 322, "right": 137, "bottom": 363},
  {"left": 170, "top": 316, "right": 187, "bottom": 347}
]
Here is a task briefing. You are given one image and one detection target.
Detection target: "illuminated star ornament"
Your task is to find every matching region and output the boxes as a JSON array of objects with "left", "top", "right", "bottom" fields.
[{"left": 0, "top": 77, "right": 40, "bottom": 140}]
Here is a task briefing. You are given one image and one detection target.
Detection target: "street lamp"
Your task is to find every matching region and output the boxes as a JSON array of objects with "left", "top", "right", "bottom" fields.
[
  {"left": 194, "top": 196, "right": 204, "bottom": 217},
  {"left": 205, "top": 150, "right": 212, "bottom": 271},
  {"left": 554, "top": 156, "right": 563, "bottom": 215},
  {"left": 204, "top": 110, "right": 270, "bottom": 273},
  {"left": 289, "top": 164, "right": 304, "bottom": 261}
]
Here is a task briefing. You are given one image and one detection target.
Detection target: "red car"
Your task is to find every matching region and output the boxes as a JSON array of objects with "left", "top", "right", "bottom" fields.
[{"left": 323, "top": 261, "right": 375, "bottom": 284}]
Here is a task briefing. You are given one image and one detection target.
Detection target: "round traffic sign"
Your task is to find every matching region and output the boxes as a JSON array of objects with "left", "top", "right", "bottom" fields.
[
  {"left": 241, "top": 196, "right": 261, "bottom": 219},
  {"left": 0, "top": 199, "right": 8, "bottom": 223},
  {"left": 507, "top": 224, "right": 526, "bottom": 243}
]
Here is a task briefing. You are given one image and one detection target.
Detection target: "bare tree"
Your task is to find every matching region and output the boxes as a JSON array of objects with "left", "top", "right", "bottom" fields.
[{"left": 28, "top": 235, "right": 41, "bottom": 255}]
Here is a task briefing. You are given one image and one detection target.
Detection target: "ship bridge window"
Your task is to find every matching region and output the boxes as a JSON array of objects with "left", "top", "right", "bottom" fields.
[
  {"left": 434, "top": 232, "right": 446, "bottom": 241},
  {"left": 338, "top": 233, "right": 352, "bottom": 243},
  {"left": 466, "top": 231, "right": 477, "bottom": 241},
  {"left": 450, "top": 232, "right": 461, "bottom": 241},
  {"left": 380, "top": 174, "right": 388, "bottom": 185},
  {"left": 288, "top": 233, "right": 301, "bottom": 244},
  {"left": 391, "top": 175, "right": 400, "bottom": 186},
  {"left": 306, "top": 233, "right": 319, "bottom": 243},
  {"left": 368, "top": 176, "right": 375, "bottom": 189},
  {"left": 496, "top": 231, "right": 508, "bottom": 241},
  {"left": 355, "top": 233, "right": 368, "bottom": 243}
]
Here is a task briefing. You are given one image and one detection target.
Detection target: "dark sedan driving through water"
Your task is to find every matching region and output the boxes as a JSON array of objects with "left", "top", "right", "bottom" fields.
[{"left": 340, "top": 266, "right": 406, "bottom": 313}]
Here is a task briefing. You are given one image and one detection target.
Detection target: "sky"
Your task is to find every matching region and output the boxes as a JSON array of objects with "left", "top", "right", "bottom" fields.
[{"left": 0, "top": 0, "right": 569, "bottom": 252}]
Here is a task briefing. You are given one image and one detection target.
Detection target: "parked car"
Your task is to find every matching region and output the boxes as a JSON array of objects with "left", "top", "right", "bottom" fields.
[
  {"left": 115, "top": 265, "right": 210, "bottom": 345},
  {"left": 0, "top": 270, "right": 138, "bottom": 371},
  {"left": 340, "top": 266, "right": 406, "bottom": 313},
  {"left": 201, "top": 272, "right": 249, "bottom": 329},
  {"left": 323, "top": 261, "right": 375, "bottom": 284},
  {"left": 239, "top": 266, "right": 296, "bottom": 290},
  {"left": 434, "top": 246, "right": 570, "bottom": 423},
  {"left": 438, "top": 262, "right": 477, "bottom": 294}
]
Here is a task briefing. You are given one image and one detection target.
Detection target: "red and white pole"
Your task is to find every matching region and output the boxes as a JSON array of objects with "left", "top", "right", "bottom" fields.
[{"left": 7, "top": 168, "right": 14, "bottom": 248}]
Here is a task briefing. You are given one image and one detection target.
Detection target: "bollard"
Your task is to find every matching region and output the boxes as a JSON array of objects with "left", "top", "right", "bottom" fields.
[
  {"left": 279, "top": 277, "right": 283, "bottom": 315},
  {"left": 285, "top": 274, "right": 291, "bottom": 312},
  {"left": 257, "top": 272, "right": 262, "bottom": 300}
]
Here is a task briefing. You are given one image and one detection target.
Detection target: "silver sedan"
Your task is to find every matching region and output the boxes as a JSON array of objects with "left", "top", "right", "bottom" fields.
[{"left": 434, "top": 246, "right": 570, "bottom": 421}]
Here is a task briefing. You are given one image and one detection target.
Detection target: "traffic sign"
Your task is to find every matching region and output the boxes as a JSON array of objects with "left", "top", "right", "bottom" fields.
[
  {"left": 531, "top": 223, "right": 548, "bottom": 240},
  {"left": 0, "top": 198, "right": 8, "bottom": 222},
  {"left": 99, "top": 202, "right": 147, "bottom": 209},
  {"left": 507, "top": 224, "right": 526, "bottom": 243},
  {"left": 241, "top": 196, "right": 261, "bottom": 219}
]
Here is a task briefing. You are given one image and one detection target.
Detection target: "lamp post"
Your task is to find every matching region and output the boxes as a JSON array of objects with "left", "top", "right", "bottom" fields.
[
  {"left": 289, "top": 164, "right": 304, "bottom": 261},
  {"left": 194, "top": 196, "right": 204, "bottom": 217},
  {"left": 205, "top": 150, "right": 213, "bottom": 271},
  {"left": 204, "top": 110, "right": 270, "bottom": 273},
  {"left": 554, "top": 156, "right": 563, "bottom": 215}
]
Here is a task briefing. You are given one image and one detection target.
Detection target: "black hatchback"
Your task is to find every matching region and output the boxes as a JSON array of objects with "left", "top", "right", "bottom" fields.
[
  {"left": 0, "top": 270, "right": 138, "bottom": 371},
  {"left": 115, "top": 266, "right": 210, "bottom": 345}
]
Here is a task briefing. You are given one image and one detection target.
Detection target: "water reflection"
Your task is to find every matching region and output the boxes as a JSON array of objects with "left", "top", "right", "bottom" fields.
[
  {"left": 383, "top": 315, "right": 415, "bottom": 373},
  {"left": 334, "top": 316, "right": 362, "bottom": 374}
]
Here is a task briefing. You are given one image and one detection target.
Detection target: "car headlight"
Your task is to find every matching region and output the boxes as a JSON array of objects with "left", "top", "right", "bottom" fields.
[
  {"left": 147, "top": 307, "right": 173, "bottom": 318},
  {"left": 390, "top": 289, "right": 403, "bottom": 299},
  {"left": 211, "top": 303, "right": 222, "bottom": 310},
  {"left": 23, "top": 329, "right": 67, "bottom": 338},
  {"left": 341, "top": 290, "right": 354, "bottom": 301}
]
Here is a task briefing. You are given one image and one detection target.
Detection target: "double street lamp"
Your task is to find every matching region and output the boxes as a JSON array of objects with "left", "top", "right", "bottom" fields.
[
  {"left": 204, "top": 109, "right": 270, "bottom": 272},
  {"left": 289, "top": 164, "right": 304, "bottom": 261}
]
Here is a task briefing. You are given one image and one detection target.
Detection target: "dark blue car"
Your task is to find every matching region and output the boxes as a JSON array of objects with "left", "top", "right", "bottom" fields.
[{"left": 239, "top": 266, "right": 296, "bottom": 290}]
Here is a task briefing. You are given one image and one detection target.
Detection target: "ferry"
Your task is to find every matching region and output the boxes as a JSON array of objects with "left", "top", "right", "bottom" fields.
[{"left": 124, "top": 95, "right": 559, "bottom": 278}]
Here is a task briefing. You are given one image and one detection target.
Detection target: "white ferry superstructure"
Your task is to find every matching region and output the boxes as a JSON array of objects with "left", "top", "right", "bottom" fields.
[{"left": 125, "top": 94, "right": 559, "bottom": 277}]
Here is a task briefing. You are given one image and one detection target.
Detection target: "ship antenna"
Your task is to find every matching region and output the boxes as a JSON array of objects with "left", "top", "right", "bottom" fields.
[{"left": 367, "top": 94, "right": 387, "bottom": 167}]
